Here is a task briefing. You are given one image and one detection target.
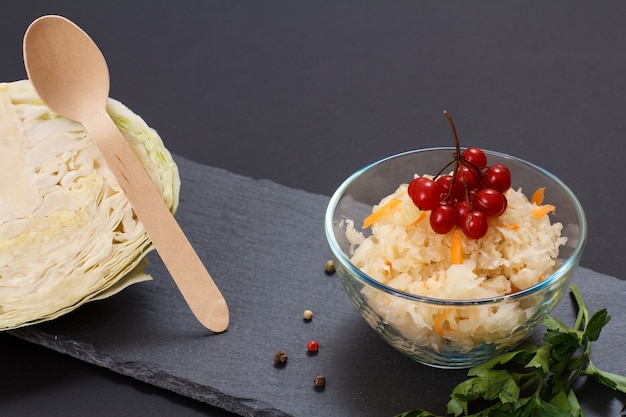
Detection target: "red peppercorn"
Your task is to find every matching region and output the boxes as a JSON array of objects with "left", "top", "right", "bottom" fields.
[{"left": 307, "top": 340, "right": 319, "bottom": 352}]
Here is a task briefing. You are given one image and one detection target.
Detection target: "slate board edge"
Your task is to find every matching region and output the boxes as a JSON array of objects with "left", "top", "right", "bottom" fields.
[{"left": 7, "top": 326, "right": 291, "bottom": 417}]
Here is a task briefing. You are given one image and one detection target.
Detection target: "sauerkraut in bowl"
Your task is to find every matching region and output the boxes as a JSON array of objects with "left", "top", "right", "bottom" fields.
[{"left": 325, "top": 148, "right": 586, "bottom": 368}]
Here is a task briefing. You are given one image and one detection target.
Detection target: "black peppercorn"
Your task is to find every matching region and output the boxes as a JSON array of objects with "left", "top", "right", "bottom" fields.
[
  {"left": 273, "top": 350, "right": 288, "bottom": 365},
  {"left": 313, "top": 375, "right": 326, "bottom": 389}
]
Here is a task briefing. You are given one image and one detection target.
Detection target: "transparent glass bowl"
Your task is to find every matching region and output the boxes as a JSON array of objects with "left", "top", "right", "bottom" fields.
[{"left": 325, "top": 148, "right": 587, "bottom": 368}]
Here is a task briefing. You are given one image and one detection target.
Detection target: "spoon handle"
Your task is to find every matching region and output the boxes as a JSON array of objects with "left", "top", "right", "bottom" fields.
[{"left": 86, "top": 114, "right": 229, "bottom": 332}]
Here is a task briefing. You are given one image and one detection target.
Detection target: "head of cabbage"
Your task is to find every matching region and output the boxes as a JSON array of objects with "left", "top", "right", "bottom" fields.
[{"left": 0, "top": 80, "right": 180, "bottom": 330}]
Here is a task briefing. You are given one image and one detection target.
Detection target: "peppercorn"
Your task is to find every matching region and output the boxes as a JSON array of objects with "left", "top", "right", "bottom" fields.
[
  {"left": 313, "top": 375, "right": 326, "bottom": 389},
  {"left": 303, "top": 309, "right": 313, "bottom": 321},
  {"left": 324, "top": 260, "right": 335, "bottom": 274},
  {"left": 307, "top": 340, "right": 319, "bottom": 353},
  {"left": 273, "top": 350, "right": 288, "bottom": 365}
]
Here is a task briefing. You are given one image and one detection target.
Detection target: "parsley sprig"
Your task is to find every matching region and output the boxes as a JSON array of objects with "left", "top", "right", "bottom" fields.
[{"left": 395, "top": 285, "right": 626, "bottom": 417}]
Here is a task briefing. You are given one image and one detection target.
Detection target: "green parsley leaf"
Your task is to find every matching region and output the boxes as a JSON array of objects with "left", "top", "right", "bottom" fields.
[
  {"left": 521, "top": 395, "right": 571, "bottom": 417},
  {"left": 583, "top": 361, "right": 626, "bottom": 393},
  {"left": 526, "top": 344, "right": 550, "bottom": 376},
  {"left": 584, "top": 309, "right": 610, "bottom": 342}
]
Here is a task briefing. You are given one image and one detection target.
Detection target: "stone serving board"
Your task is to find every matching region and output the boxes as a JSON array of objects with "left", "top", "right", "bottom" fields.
[{"left": 9, "top": 156, "right": 626, "bottom": 416}]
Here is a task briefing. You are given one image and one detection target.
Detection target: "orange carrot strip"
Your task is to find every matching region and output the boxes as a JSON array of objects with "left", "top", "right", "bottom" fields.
[
  {"left": 498, "top": 223, "right": 520, "bottom": 231},
  {"left": 382, "top": 260, "right": 393, "bottom": 276},
  {"left": 405, "top": 211, "right": 427, "bottom": 231},
  {"left": 450, "top": 228, "right": 463, "bottom": 265},
  {"left": 531, "top": 204, "right": 556, "bottom": 220},
  {"left": 531, "top": 187, "right": 545, "bottom": 205},
  {"left": 362, "top": 197, "right": 402, "bottom": 228},
  {"left": 434, "top": 309, "right": 452, "bottom": 336}
]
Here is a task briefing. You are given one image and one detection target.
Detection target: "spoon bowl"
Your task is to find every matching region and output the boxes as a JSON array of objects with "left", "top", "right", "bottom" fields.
[{"left": 23, "top": 16, "right": 109, "bottom": 124}]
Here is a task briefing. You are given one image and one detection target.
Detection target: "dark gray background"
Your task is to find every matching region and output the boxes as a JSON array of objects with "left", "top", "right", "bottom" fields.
[{"left": 1, "top": 1, "right": 625, "bottom": 416}]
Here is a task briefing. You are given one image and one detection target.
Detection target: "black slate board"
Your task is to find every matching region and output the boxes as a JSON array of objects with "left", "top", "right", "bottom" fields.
[{"left": 9, "top": 156, "right": 626, "bottom": 417}]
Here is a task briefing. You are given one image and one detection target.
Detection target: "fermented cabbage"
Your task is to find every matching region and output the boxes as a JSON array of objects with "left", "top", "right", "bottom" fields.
[
  {"left": 346, "top": 180, "right": 566, "bottom": 351},
  {"left": 0, "top": 80, "right": 180, "bottom": 330}
]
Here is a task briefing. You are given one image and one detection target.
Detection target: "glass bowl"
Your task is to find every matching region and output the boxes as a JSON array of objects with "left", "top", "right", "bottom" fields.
[{"left": 325, "top": 148, "right": 587, "bottom": 368}]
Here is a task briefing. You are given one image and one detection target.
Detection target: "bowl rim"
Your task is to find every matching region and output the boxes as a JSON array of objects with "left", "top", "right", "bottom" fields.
[{"left": 324, "top": 147, "right": 588, "bottom": 306}]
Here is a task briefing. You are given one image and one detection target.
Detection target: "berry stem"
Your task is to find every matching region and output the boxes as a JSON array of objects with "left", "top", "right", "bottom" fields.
[
  {"left": 434, "top": 160, "right": 455, "bottom": 178},
  {"left": 443, "top": 110, "right": 461, "bottom": 157},
  {"left": 443, "top": 110, "right": 469, "bottom": 204}
]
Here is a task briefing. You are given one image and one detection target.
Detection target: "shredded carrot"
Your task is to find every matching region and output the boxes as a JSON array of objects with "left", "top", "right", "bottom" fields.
[
  {"left": 405, "top": 211, "right": 427, "bottom": 231},
  {"left": 434, "top": 309, "right": 452, "bottom": 336},
  {"left": 498, "top": 223, "right": 520, "bottom": 231},
  {"left": 450, "top": 228, "right": 463, "bottom": 265},
  {"left": 362, "top": 197, "right": 402, "bottom": 228},
  {"left": 531, "top": 204, "right": 556, "bottom": 220},
  {"left": 538, "top": 275, "right": 546, "bottom": 281},
  {"left": 531, "top": 187, "right": 545, "bottom": 205},
  {"left": 506, "top": 284, "right": 521, "bottom": 295},
  {"left": 382, "top": 260, "right": 393, "bottom": 276}
]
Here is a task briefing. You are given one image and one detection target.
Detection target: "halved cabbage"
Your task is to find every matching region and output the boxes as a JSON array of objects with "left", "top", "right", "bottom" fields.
[{"left": 0, "top": 80, "right": 180, "bottom": 330}]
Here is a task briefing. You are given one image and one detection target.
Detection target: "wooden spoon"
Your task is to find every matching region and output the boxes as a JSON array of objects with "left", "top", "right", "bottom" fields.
[{"left": 23, "top": 15, "right": 229, "bottom": 332}]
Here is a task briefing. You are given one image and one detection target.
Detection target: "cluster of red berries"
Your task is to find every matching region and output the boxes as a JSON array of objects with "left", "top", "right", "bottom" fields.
[{"left": 407, "top": 112, "right": 512, "bottom": 240}]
